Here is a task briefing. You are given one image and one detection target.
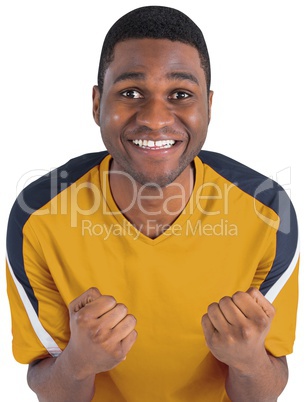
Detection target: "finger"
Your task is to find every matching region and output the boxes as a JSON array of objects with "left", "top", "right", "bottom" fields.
[
  {"left": 218, "top": 296, "right": 247, "bottom": 325},
  {"left": 69, "top": 287, "right": 102, "bottom": 314},
  {"left": 70, "top": 291, "right": 117, "bottom": 320},
  {"left": 205, "top": 302, "right": 230, "bottom": 333},
  {"left": 231, "top": 291, "right": 258, "bottom": 318},
  {"left": 232, "top": 290, "right": 274, "bottom": 321},
  {"left": 246, "top": 287, "right": 275, "bottom": 318},
  {"left": 201, "top": 313, "right": 216, "bottom": 339},
  {"left": 98, "top": 303, "right": 129, "bottom": 329},
  {"left": 121, "top": 329, "right": 138, "bottom": 357},
  {"left": 87, "top": 295, "right": 118, "bottom": 319},
  {"left": 112, "top": 314, "right": 137, "bottom": 342}
]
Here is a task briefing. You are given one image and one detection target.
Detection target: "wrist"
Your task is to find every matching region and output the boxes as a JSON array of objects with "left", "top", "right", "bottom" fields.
[
  {"left": 58, "top": 343, "right": 96, "bottom": 382},
  {"left": 227, "top": 348, "right": 272, "bottom": 378}
]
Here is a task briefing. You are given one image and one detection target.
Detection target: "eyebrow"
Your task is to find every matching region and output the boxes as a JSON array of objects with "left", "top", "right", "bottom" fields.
[
  {"left": 166, "top": 72, "right": 199, "bottom": 86},
  {"left": 113, "top": 71, "right": 199, "bottom": 85},
  {"left": 114, "top": 72, "right": 145, "bottom": 84}
]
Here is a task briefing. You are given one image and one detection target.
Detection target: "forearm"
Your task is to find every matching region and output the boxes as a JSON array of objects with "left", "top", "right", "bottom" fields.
[
  {"left": 225, "top": 353, "right": 288, "bottom": 402},
  {"left": 27, "top": 350, "right": 96, "bottom": 402}
]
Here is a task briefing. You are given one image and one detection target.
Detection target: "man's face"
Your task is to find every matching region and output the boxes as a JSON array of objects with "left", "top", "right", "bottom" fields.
[{"left": 93, "top": 38, "right": 213, "bottom": 187}]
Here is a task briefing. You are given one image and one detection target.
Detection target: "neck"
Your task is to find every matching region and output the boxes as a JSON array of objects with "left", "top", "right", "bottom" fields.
[{"left": 109, "top": 161, "right": 195, "bottom": 238}]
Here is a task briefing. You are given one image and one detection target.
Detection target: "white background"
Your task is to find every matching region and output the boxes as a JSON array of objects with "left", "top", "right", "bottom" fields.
[{"left": 0, "top": 1, "right": 304, "bottom": 400}]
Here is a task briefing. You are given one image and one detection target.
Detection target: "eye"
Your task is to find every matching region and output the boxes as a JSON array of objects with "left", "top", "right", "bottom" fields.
[
  {"left": 121, "top": 89, "right": 143, "bottom": 99},
  {"left": 169, "top": 91, "right": 191, "bottom": 100}
]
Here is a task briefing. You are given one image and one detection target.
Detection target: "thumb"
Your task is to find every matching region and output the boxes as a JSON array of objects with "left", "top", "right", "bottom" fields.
[{"left": 69, "top": 287, "right": 102, "bottom": 314}]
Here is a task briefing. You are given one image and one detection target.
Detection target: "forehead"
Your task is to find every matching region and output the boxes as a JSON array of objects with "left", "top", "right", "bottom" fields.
[{"left": 105, "top": 38, "right": 206, "bottom": 85}]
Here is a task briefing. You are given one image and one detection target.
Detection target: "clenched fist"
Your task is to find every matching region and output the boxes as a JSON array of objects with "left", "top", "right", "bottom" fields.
[
  {"left": 201, "top": 287, "right": 275, "bottom": 373},
  {"left": 65, "top": 287, "right": 137, "bottom": 380}
]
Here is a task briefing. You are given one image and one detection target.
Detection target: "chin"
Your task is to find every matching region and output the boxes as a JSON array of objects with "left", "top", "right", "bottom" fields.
[{"left": 131, "top": 168, "right": 186, "bottom": 188}]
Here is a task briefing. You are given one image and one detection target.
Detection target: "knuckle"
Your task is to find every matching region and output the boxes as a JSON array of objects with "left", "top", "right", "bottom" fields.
[
  {"left": 270, "top": 304, "right": 276, "bottom": 317},
  {"left": 247, "top": 287, "right": 258, "bottom": 298},
  {"left": 100, "top": 338, "right": 125, "bottom": 361},
  {"left": 87, "top": 286, "right": 100, "bottom": 295},
  {"left": 126, "top": 314, "right": 137, "bottom": 327},
  {"left": 219, "top": 296, "right": 231, "bottom": 306},
  {"left": 74, "top": 309, "right": 92, "bottom": 328},
  {"left": 83, "top": 287, "right": 102, "bottom": 304},
  {"left": 240, "top": 325, "right": 252, "bottom": 340},
  {"left": 232, "top": 290, "right": 244, "bottom": 301},
  {"left": 113, "top": 347, "right": 125, "bottom": 361},
  {"left": 222, "top": 331, "right": 234, "bottom": 345},
  {"left": 102, "top": 295, "right": 117, "bottom": 308},
  {"left": 116, "top": 303, "right": 128, "bottom": 314},
  {"left": 255, "top": 314, "right": 269, "bottom": 329},
  {"left": 207, "top": 302, "right": 218, "bottom": 313}
]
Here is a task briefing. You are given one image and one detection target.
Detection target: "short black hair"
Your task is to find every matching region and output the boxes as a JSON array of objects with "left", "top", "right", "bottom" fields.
[{"left": 97, "top": 6, "right": 211, "bottom": 94}]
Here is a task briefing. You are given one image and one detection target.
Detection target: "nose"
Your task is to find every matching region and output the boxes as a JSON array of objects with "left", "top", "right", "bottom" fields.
[{"left": 136, "top": 97, "right": 175, "bottom": 130}]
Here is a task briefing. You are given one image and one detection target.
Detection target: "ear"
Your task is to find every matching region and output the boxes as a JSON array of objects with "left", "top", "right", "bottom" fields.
[
  {"left": 92, "top": 85, "right": 101, "bottom": 126},
  {"left": 208, "top": 90, "right": 214, "bottom": 124}
]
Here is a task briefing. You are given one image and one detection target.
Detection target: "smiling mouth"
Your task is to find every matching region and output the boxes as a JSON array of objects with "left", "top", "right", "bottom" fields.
[{"left": 132, "top": 139, "right": 176, "bottom": 149}]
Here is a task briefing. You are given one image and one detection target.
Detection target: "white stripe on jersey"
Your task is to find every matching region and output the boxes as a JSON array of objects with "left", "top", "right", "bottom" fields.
[
  {"left": 265, "top": 230, "right": 300, "bottom": 303},
  {"left": 6, "top": 255, "right": 62, "bottom": 357}
]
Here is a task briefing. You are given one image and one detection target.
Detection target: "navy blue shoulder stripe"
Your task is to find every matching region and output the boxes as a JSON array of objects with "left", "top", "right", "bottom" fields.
[
  {"left": 6, "top": 151, "right": 109, "bottom": 314},
  {"left": 198, "top": 150, "right": 299, "bottom": 296}
]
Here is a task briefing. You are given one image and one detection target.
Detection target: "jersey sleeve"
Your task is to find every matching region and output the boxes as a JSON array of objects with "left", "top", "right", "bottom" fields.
[
  {"left": 6, "top": 203, "right": 69, "bottom": 364},
  {"left": 251, "top": 188, "right": 299, "bottom": 357},
  {"left": 6, "top": 152, "right": 107, "bottom": 364},
  {"left": 264, "top": 258, "right": 299, "bottom": 356}
]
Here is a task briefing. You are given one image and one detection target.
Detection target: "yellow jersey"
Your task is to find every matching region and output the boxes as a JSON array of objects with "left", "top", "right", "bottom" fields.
[{"left": 6, "top": 151, "right": 299, "bottom": 401}]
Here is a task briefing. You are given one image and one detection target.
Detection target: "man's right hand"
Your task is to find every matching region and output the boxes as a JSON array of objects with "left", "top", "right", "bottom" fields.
[{"left": 66, "top": 287, "right": 137, "bottom": 379}]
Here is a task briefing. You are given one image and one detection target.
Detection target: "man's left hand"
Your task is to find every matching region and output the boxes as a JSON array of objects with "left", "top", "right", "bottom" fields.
[{"left": 201, "top": 287, "right": 275, "bottom": 372}]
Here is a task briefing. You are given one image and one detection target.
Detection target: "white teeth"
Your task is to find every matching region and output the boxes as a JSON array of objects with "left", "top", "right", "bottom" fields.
[{"left": 132, "top": 139, "right": 176, "bottom": 149}]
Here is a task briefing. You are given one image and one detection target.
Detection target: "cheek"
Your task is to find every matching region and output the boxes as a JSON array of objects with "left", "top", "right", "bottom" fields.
[
  {"left": 183, "top": 99, "right": 208, "bottom": 124},
  {"left": 100, "top": 102, "right": 120, "bottom": 124},
  {"left": 99, "top": 104, "right": 128, "bottom": 150},
  {"left": 107, "top": 111, "right": 122, "bottom": 123},
  {"left": 185, "top": 109, "right": 208, "bottom": 136},
  {"left": 99, "top": 102, "right": 123, "bottom": 129}
]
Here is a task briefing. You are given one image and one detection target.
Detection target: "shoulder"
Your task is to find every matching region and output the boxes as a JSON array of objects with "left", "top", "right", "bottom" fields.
[
  {"left": 197, "top": 150, "right": 299, "bottom": 299},
  {"left": 197, "top": 150, "right": 296, "bottom": 221},
  {"left": 6, "top": 151, "right": 109, "bottom": 237}
]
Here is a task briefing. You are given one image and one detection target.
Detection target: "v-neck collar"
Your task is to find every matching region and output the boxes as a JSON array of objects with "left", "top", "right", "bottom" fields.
[{"left": 99, "top": 155, "right": 205, "bottom": 246}]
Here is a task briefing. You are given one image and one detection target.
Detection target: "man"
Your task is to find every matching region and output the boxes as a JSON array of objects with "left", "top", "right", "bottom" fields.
[{"left": 6, "top": 6, "right": 299, "bottom": 402}]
